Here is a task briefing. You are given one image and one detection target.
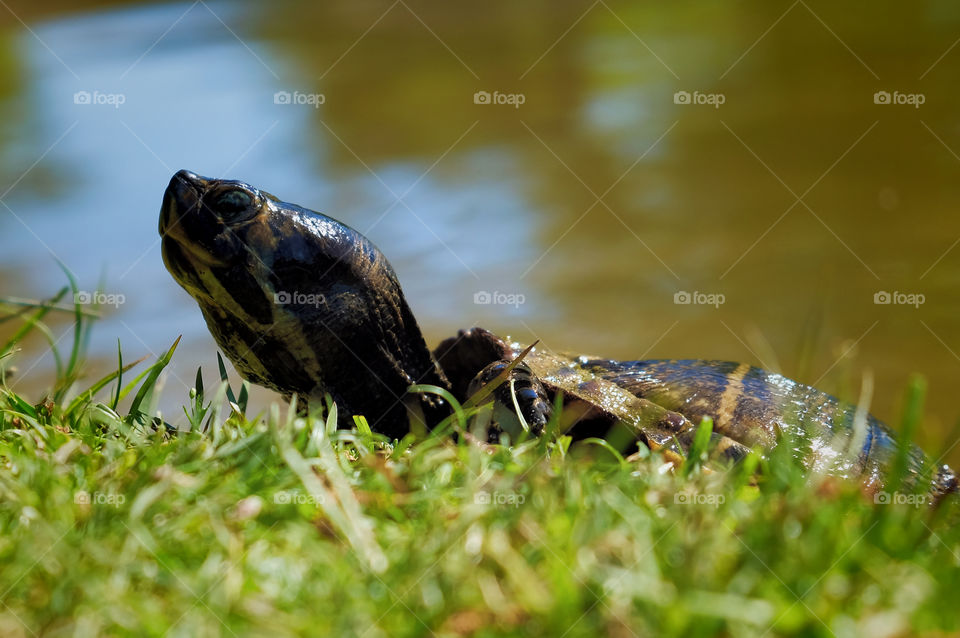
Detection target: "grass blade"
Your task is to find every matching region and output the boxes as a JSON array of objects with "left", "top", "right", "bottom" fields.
[
  {"left": 128, "top": 336, "right": 181, "bottom": 418},
  {"left": 217, "top": 352, "right": 238, "bottom": 405},
  {"left": 683, "top": 417, "right": 714, "bottom": 478},
  {"left": 64, "top": 354, "right": 146, "bottom": 417},
  {"left": 462, "top": 340, "right": 538, "bottom": 411},
  {"left": 0, "top": 287, "right": 68, "bottom": 359}
]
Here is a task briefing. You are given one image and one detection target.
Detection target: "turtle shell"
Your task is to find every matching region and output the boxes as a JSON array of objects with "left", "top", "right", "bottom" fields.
[{"left": 434, "top": 328, "right": 958, "bottom": 499}]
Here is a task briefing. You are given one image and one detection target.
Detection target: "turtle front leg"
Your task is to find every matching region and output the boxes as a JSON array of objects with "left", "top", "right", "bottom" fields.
[{"left": 467, "top": 360, "right": 553, "bottom": 442}]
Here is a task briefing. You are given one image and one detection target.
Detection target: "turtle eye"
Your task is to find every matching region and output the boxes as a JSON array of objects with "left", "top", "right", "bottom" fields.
[{"left": 212, "top": 189, "right": 254, "bottom": 219}]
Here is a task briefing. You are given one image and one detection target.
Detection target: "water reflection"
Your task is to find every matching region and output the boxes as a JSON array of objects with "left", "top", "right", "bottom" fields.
[{"left": 1, "top": 0, "right": 960, "bottom": 461}]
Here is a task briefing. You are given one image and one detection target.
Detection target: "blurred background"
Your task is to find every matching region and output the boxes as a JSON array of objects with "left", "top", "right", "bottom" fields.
[{"left": 1, "top": 1, "right": 959, "bottom": 463}]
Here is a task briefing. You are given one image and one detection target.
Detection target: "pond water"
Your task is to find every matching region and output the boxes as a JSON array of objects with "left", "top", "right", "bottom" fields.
[{"left": 2, "top": 1, "right": 960, "bottom": 462}]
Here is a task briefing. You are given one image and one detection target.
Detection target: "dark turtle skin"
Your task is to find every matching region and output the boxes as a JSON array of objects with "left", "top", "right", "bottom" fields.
[
  {"left": 159, "top": 169, "right": 449, "bottom": 440},
  {"left": 160, "top": 170, "right": 958, "bottom": 500}
]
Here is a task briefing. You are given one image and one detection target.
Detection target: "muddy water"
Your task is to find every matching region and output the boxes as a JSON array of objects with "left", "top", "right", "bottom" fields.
[{"left": 1, "top": 1, "right": 959, "bottom": 462}]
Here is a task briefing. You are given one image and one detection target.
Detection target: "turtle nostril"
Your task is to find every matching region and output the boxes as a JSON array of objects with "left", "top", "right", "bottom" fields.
[
  {"left": 174, "top": 169, "right": 202, "bottom": 186},
  {"left": 161, "top": 171, "right": 206, "bottom": 237}
]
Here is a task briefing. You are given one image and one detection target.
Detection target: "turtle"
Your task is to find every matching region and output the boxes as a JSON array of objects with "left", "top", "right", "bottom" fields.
[{"left": 158, "top": 169, "right": 958, "bottom": 500}]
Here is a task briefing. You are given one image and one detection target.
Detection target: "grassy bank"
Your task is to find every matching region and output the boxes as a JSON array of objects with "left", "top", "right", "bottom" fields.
[{"left": 1, "top": 290, "right": 959, "bottom": 637}]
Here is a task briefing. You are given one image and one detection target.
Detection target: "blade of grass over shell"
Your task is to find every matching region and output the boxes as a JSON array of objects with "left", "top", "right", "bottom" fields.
[
  {"left": 734, "top": 448, "right": 763, "bottom": 488},
  {"left": 536, "top": 390, "right": 571, "bottom": 456},
  {"left": 461, "top": 340, "right": 539, "bottom": 410},
  {"left": 889, "top": 374, "right": 925, "bottom": 493},
  {"left": 507, "top": 376, "right": 532, "bottom": 434},
  {"left": 683, "top": 417, "right": 714, "bottom": 478},
  {"left": 837, "top": 371, "right": 874, "bottom": 475},
  {"left": 671, "top": 435, "right": 687, "bottom": 460}
]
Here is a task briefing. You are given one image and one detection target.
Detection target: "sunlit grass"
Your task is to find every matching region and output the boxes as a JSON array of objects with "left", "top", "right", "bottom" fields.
[{"left": 1, "top": 284, "right": 959, "bottom": 637}]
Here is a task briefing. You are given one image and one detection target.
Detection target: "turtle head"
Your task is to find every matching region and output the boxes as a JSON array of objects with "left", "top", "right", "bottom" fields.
[{"left": 159, "top": 169, "right": 449, "bottom": 436}]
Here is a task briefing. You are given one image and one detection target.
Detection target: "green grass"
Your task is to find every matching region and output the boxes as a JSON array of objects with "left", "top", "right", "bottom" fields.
[{"left": 1, "top": 289, "right": 959, "bottom": 637}]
